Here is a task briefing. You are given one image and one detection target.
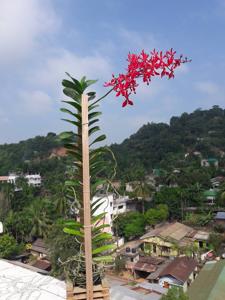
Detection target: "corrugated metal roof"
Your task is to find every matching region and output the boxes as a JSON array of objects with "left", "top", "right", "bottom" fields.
[
  {"left": 133, "top": 261, "right": 156, "bottom": 273},
  {"left": 215, "top": 212, "right": 225, "bottom": 220},
  {"left": 141, "top": 222, "right": 195, "bottom": 242},
  {"left": 159, "top": 257, "right": 198, "bottom": 283}
]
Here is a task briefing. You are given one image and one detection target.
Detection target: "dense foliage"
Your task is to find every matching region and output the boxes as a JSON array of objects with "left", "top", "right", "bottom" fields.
[{"left": 111, "top": 105, "right": 225, "bottom": 179}]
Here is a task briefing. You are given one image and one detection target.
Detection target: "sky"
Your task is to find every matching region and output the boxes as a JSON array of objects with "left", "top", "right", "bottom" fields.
[{"left": 0, "top": 0, "right": 225, "bottom": 145}]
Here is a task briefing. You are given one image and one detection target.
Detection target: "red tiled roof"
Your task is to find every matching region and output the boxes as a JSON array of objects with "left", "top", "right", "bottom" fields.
[{"left": 0, "top": 176, "right": 9, "bottom": 181}]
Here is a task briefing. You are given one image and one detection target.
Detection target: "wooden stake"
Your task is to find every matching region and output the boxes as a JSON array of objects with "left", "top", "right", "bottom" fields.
[{"left": 82, "top": 94, "right": 93, "bottom": 299}]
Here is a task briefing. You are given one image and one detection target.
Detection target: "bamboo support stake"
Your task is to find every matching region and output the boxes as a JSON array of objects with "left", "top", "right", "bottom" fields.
[{"left": 82, "top": 94, "right": 93, "bottom": 300}]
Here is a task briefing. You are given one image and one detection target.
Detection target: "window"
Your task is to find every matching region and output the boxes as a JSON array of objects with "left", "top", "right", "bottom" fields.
[
  {"left": 153, "top": 244, "right": 157, "bottom": 253},
  {"left": 110, "top": 202, "right": 113, "bottom": 207},
  {"left": 161, "top": 246, "right": 170, "bottom": 253},
  {"left": 199, "top": 241, "right": 203, "bottom": 248},
  {"left": 118, "top": 205, "right": 123, "bottom": 209}
]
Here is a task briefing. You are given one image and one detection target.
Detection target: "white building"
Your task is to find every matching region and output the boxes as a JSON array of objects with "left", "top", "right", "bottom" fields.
[
  {"left": 25, "top": 174, "right": 42, "bottom": 187},
  {"left": 92, "top": 194, "right": 129, "bottom": 234},
  {"left": 0, "top": 173, "right": 41, "bottom": 187}
]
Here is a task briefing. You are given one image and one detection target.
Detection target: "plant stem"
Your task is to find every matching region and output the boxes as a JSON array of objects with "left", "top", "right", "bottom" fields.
[{"left": 92, "top": 88, "right": 114, "bottom": 106}]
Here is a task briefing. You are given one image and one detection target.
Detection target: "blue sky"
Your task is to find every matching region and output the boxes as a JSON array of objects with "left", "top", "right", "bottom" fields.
[{"left": 0, "top": 0, "right": 225, "bottom": 145}]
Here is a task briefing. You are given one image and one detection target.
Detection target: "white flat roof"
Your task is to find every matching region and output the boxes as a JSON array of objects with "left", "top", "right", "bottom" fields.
[{"left": 0, "top": 260, "right": 66, "bottom": 299}]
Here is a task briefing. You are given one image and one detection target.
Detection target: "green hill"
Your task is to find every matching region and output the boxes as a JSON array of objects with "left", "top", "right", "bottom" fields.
[
  {"left": 111, "top": 105, "right": 225, "bottom": 179},
  {"left": 1, "top": 106, "right": 225, "bottom": 181}
]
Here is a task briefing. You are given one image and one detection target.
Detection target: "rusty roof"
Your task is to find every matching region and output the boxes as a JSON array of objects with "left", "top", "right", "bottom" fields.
[
  {"left": 159, "top": 257, "right": 198, "bottom": 283},
  {"left": 141, "top": 222, "right": 208, "bottom": 244},
  {"left": 31, "top": 239, "right": 48, "bottom": 255},
  {"left": 133, "top": 261, "right": 157, "bottom": 273},
  {"left": 32, "top": 259, "right": 51, "bottom": 270},
  {"left": 139, "top": 256, "right": 165, "bottom": 265}
]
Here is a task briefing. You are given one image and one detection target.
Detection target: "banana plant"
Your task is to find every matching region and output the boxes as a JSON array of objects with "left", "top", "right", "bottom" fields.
[{"left": 60, "top": 73, "right": 116, "bottom": 286}]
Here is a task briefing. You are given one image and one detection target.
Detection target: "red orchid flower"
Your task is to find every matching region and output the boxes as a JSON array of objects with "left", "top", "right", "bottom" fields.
[{"left": 104, "top": 49, "right": 190, "bottom": 107}]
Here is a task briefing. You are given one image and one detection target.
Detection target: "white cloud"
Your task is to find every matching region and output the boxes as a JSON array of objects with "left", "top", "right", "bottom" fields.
[
  {"left": 32, "top": 49, "right": 113, "bottom": 96},
  {"left": 0, "top": 0, "right": 59, "bottom": 65},
  {"left": 19, "top": 90, "right": 53, "bottom": 115}
]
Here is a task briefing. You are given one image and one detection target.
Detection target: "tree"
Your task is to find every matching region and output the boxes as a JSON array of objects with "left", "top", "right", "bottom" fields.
[
  {"left": 161, "top": 287, "right": 189, "bottom": 300},
  {"left": 4, "top": 210, "right": 33, "bottom": 242},
  {"left": 209, "top": 233, "right": 223, "bottom": 255},
  {"left": 0, "top": 234, "right": 22, "bottom": 258},
  {"left": 26, "top": 199, "right": 53, "bottom": 239},
  {"left": 45, "top": 219, "right": 80, "bottom": 278},
  {"left": 132, "top": 179, "right": 154, "bottom": 213},
  {"left": 124, "top": 217, "right": 145, "bottom": 239},
  {"left": 113, "top": 211, "right": 145, "bottom": 240},
  {"left": 145, "top": 204, "right": 168, "bottom": 226}
]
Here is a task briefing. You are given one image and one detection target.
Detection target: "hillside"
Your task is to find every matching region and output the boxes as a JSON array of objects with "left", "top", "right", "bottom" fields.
[
  {"left": 111, "top": 105, "right": 225, "bottom": 179},
  {"left": 1, "top": 106, "right": 225, "bottom": 180}
]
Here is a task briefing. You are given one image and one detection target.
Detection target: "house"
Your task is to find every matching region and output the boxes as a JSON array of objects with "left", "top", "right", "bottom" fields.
[
  {"left": 210, "top": 176, "right": 225, "bottom": 188},
  {"left": 117, "top": 240, "right": 143, "bottom": 263},
  {"left": 0, "top": 173, "right": 42, "bottom": 187},
  {"left": 188, "top": 260, "right": 225, "bottom": 300},
  {"left": 214, "top": 212, "right": 225, "bottom": 227},
  {"left": 203, "top": 189, "right": 218, "bottom": 205},
  {"left": 110, "top": 280, "right": 167, "bottom": 300},
  {"left": 158, "top": 257, "right": 198, "bottom": 292},
  {"left": 201, "top": 158, "right": 218, "bottom": 168},
  {"left": 31, "top": 239, "right": 49, "bottom": 258},
  {"left": 140, "top": 222, "right": 209, "bottom": 257},
  {"left": 25, "top": 174, "right": 41, "bottom": 187},
  {"left": 92, "top": 194, "right": 138, "bottom": 233},
  {"left": 132, "top": 256, "right": 167, "bottom": 278}
]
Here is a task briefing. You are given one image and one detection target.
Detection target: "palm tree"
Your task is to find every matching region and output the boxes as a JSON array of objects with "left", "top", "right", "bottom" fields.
[
  {"left": 26, "top": 199, "right": 52, "bottom": 239},
  {"left": 54, "top": 184, "right": 68, "bottom": 217},
  {"left": 133, "top": 181, "right": 154, "bottom": 214}
]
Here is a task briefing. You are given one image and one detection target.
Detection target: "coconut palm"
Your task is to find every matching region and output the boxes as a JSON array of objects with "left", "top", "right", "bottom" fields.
[
  {"left": 26, "top": 199, "right": 52, "bottom": 239},
  {"left": 133, "top": 180, "right": 154, "bottom": 214}
]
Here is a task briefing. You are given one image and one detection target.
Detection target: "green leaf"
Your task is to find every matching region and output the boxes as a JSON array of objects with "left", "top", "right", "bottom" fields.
[
  {"left": 64, "top": 220, "right": 83, "bottom": 228},
  {"left": 92, "top": 212, "right": 106, "bottom": 224},
  {"left": 93, "top": 256, "right": 114, "bottom": 263},
  {"left": 89, "top": 111, "right": 102, "bottom": 120},
  {"left": 90, "top": 135, "right": 106, "bottom": 146},
  {"left": 61, "top": 118, "right": 81, "bottom": 128},
  {"left": 86, "top": 80, "right": 98, "bottom": 87},
  {"left": 63, "top": 227, "right": 84, "bottom": 237},
  {"left": 91, "top": 201, "right": 105, "bottom": 215},
  {"left": 62, "top": 80, "right": 77, "bottom": 90},
  {"left": 88, "top": 119, "right": 99, "bottom": 127},
  {"left": 60, "top": 108, "right": 81, "bottom": 121},
  {"left": 92, "top": 224, "right": 110, "bottom": 233},
  {"left": 92, "top": 244, "right": 116, "bottom": 255},
  {"left": 63, "top": 87, "right": 81, "bottom": 100},
  {"left": 62, "top": 100, "right": 81, "bottom": 112},
  {"left": 65, "top": 73, "right": 83, "bottom": 93},
  {"left": 89, "top": 126, "right": 100, "bottom": 136},
  {"left": 59, "top": 131, "right": 74, "bottom": 140},
  {"left": 88, "top": 104, "right": 99, "bottom": 111},
  {"left": 92, "top": 232, "right": 112, "bottom": 243}
]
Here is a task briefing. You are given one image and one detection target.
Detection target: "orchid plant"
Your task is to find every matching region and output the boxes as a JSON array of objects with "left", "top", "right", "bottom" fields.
[{"left": 60, "top": 49, "right": 189, "bottom": 287}]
